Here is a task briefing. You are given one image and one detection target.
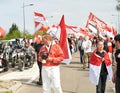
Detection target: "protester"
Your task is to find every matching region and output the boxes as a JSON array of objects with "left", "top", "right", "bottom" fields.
[
  {"left": 38, "top": 34, "right": 64, "bottom": 93},
  {"left": 89, "top": 39, "right": 112, "bottom": 93},
  {"left": 112, "top": 34, "right": 120, "bottom": 93},
  {"left": 82, "top": 36, "right": 92, "bottom": 69},
  {"left": 34, "top": 36, "right": 44, "bottom": 85},
  {"left": 77, "top": 36, "right": 84, "bottom": 64}
]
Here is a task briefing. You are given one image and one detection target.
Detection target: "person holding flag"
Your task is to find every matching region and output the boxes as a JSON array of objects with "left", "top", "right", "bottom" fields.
[
  {"left": 89, "top": 39, "right": 112, "bottom": 93},
  {"left": 38, "top": 33, "right": 64, "bottom": 93}
]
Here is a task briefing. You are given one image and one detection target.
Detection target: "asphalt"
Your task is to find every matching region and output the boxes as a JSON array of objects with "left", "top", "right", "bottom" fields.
[{"left": 0, "top": 51, "right": 115, "bottom": 93}]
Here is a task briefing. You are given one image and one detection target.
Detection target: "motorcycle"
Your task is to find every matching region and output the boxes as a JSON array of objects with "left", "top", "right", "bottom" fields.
[
  {"left": 12, "top": 48, "right": 24, "bottom": 71},
  {"left": 0, "top": 52, "right": 8, "bottom": 72},
  {"left": 23, "top": 48, "right": 34, "bottom": 68}
]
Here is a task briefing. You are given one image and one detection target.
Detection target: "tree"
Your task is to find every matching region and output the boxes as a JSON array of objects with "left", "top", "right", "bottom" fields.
[
  {"left": 9, "top": 23, "right": 19, "bottom": 34},
  {"left": 5, "top": 23, "right": 22, "bottom": 40}
]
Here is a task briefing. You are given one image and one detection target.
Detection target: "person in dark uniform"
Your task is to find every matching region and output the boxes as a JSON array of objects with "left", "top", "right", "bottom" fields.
[
  {"left": 0, "top": 41, "right": 8, "bottom": 71},
  {"left": 112, "top": 34, "right": 120, "bottom": 93},
  {"left": 34, "top": 40, "right": 44, "bottom": 85}
]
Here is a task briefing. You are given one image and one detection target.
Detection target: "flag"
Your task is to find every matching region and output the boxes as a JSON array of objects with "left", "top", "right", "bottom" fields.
[
  {"left": 59, "top": 15, "right": 72, "bottom": 64},
  {"left": 66, "top": 25, "right": 78, "bottom": 33},
  {"left": 0, "top": 27, "right": 5, "bottom": 38},
  {"left": 47, "top": 24, "right": 59, "bottom": 37},
  {"left": 34, "top": 12, "right": 48, "bottom": 31},
  {"left": 111, "top": 26, "right": 117, "bottom": 36},
  {"left": 89, "top": 49, "right": 112, "bottom": 85},
  {"left": 65, "top": 25, "right": 78, "bottom": 38},
  {"left": 86, "top": 12, "right": 107, "bottom": 33},
  {"left": 34, "top": 34, "right": 41, "bottom": 44},
  {"left": 79, "top": 27, "right": 88, "bottom": 36},
  {"left": 86, "top": 12, "right": 117, "bottom": 38}
]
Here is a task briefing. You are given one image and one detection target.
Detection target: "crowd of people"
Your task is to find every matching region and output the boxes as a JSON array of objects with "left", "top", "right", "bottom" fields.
[
  {"left": 68, "top": 33, "right": 120, "bottom": 93},
  {"left": 0, "top": 33, "right": 120, "bottom": 93}
]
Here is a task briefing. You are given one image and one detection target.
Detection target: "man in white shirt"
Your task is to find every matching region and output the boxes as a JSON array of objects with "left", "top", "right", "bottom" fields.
[{"left": 82, "top": 36, "right": 92, "bottom": 69}]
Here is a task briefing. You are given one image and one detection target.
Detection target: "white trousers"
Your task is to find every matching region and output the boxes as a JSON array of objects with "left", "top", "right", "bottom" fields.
[{"left": 42, "top": 66, "right": 63, "bottom": 93}]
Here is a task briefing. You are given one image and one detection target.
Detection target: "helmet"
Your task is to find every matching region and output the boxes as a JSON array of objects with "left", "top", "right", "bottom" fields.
[
  {"left": 0, "top": 41, "right": 3, "bottom": 48},
  {"left": 9, "top": 41, "right": 12, "bottom": 46},
  {"left": 0, "top": 41, "right": 3, "bottom": 45}
]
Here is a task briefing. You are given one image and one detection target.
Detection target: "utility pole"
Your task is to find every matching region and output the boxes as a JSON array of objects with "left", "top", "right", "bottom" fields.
[{"left": 22, "top": 2, "right": 34, "bottom": 38}]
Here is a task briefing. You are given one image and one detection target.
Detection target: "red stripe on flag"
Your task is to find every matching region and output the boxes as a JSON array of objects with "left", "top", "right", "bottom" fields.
[{"left": 59, "top": 15, "right": 69, "bottom": 59}]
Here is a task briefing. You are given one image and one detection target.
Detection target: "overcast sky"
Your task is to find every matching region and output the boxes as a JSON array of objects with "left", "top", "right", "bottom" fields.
[{"left": 0, "top": 0, "right": 118, "bottom": 34}]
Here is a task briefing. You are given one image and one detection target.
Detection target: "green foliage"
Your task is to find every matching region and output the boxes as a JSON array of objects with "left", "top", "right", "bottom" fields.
[
  {"left": 3, "top": 23, "right": 22, "bottom": 40},
  {"left": 1, "top": 23, "right": 35, "bottom": 40},
  {"left": 34, "top": 30, "right": 47, "bottom": 36},
  {"left": 25, "top": 32, "right": 34, "bottom": 39},
  {"left": 9, "top": 23, "right": 19, "bottom": 34},
  {"left": 5, "top": 30, "right": 22, "bottom": 40}
]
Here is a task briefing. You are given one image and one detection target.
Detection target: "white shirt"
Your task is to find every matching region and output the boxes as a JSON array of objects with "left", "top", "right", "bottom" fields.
[{"left": 82, "top": 40, "right": 92, "bottom": 53}]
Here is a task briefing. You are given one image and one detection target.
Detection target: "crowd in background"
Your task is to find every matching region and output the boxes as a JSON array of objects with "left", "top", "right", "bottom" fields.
[
  {"left": 0, "top": 33, "right": 119, "bottom": 93},
  {"left": 68, "top": 34, "right": 115, "bottom": 67}
]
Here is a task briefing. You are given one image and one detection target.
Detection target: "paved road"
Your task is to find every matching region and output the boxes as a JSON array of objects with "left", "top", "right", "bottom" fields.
[{"left": 0, "top": 51, "right": 115, "bottom": 93}]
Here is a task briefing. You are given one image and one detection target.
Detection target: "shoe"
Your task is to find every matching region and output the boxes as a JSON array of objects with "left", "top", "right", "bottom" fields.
[
  {"left": 36, "top": 81, "right": 43, "bottom": 85},
  {"left": 83, "top": 67, "right": 86, "bottom": 69},
  {"left": 83, "top": 65, "right": 86, "bottom": 69}
]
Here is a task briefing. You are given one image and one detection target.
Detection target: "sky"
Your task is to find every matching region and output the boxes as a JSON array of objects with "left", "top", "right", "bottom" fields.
[{"left": 0, "top": 0, "right": 118, "bottom": 34}]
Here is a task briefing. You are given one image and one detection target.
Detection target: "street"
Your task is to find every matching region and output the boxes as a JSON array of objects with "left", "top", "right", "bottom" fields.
[{"left": 0, "top": 51, "right": 115, "bottom": 93}]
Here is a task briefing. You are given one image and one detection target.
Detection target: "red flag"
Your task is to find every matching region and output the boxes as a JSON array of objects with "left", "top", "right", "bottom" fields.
[
  {"left": 0, "top": 27, "right": 5, "bottom": 38},
  {"left": 34, "top": 34, "right": 41, "bottom": 44},
  {"left": 34, "top": 12, "right": 48, "bottom": 31},
  {"left": 111, "top": 26, "right": 117, "bottom": 36},
  {"left": 59, "top": 15, "right": 72, "bottom": 64},
  {"left": 86, "top": 12, "right": 107, "bottom": 33},
  {"left": 89, "top": 49, "right": 112, "bottom": 85},
  {"left": 59, "top": 15, "right": 69, "bottom": 58},
  {"left": 86, "top": 12, "right": 93, "bottom": 28},
  {"left": 66, "top": 25, "right": 78, "bottom": 33}
]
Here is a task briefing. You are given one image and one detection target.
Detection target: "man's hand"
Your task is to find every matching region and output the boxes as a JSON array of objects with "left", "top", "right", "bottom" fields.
[{"left": 46, "top": 57, "right": 53, "bottom": 61}]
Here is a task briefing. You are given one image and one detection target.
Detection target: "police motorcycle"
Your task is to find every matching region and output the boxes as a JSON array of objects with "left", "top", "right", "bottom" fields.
[
  {"left": 0, "top": 41, "right": 8, "bottom": 72},
  {"left": 22, "top": 44, "right": 34, "bottom": 68},
  {"left": 12, "top": 39, "right": 24, "bottom": 71},
  {"left": 4, "top": 41, "right": 14, "bottom": 66}
]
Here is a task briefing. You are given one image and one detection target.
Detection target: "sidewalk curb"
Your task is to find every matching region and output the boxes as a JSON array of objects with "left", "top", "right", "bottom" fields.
[{"left": 0, "top": 81, "right": 22, "bottom": 93}]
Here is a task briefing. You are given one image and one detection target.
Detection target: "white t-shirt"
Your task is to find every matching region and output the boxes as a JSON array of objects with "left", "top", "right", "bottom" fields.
[{"left": 82, "top": 40, "right": 92, "bottom": 53}]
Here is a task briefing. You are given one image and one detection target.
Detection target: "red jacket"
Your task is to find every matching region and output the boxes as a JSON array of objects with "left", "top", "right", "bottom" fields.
[{"left": 38, "top": 43, "right": 64, "bottom": 66}]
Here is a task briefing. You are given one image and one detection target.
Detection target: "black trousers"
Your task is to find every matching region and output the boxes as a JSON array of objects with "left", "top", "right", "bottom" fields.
[
  {"left": 79, "top": 49, "right": 84, "bottom": 63},
  {"left": 115, "top": 76, "right": 120, "bottom": 93},
  {"left": 37, "top": 61, "right": 42, "bottom": 82},
  {"left": 96, "top": 74, "right": 107, "bottom": 93}
]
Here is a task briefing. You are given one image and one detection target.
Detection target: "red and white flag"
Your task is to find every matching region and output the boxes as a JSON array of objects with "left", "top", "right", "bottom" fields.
[
  {"left": 86, "top": 12, "right": 117, "bottom": 39},
  {"left": 34, "top": 12, "right": 48, "bottom": 31},
  {"left": 86, "top": 12, "right": 107, "bottom": 33},
  {"left": 58, "top": 15, "right": 72, "bottom": 64},
  {"left": 89, "top": 49, "right": 112, "bottom": 85},
  {"left": 65, "top": 25, "right": 79, "bottom": 37},
  {"left": 66, "top": 25, "right": 78, "bottom": 33},
  {"left": 47, "top": 24, "right": 59, "bottom": 36},
  {"left": 111, "top": 26, "right": 117, "bottom": 36}
]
